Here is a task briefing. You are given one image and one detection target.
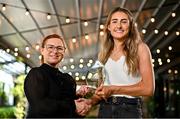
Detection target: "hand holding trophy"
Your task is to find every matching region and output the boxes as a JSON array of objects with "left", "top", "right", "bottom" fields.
[{"left": 85, "top": 60, "right": 105, "bottom": 98}]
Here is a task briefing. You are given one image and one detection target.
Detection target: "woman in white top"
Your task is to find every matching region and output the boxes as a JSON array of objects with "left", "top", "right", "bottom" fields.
[{"left": 92, "top": 7, "right": 155, "bottom": 118}]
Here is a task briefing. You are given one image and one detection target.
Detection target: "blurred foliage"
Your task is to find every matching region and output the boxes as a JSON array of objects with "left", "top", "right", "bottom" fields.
[
  {"left": 11, "top": 74, "right": 27, "bottom": 119},
  {"left": 0, "top": 106, "right": 15, "bottom": 118},
  {"left": 0, "top": 82, "right": 7, "bottom": 106}
]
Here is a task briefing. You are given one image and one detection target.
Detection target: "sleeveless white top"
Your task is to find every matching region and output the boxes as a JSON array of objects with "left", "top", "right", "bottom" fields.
[{"left": 103, "top": 56, "right": 142, "bottom": 98}]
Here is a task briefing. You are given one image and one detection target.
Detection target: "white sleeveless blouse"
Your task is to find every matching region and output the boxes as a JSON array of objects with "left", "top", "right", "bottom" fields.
[{"left": 104, "top": 56, "right": 141, "bottom": 86}]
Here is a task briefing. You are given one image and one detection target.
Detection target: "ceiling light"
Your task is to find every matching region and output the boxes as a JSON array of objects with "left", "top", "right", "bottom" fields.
[
  {"left": 38, "top": 55, "right": 42, "bottom": 60},
  {"left": 87, "top": 63, "right": 91, "bottom": 67},
  {"left": 151, "top": 17, "right": 155, "bottom": 23},
  {"left": 75, "top": 77, "right": 79, "bottom": 81},
  {"left": 2, "top": 4, "right": 6, "bottom": 11},
  {"left": 70, "top": 65, "right": 75, "bottom": 69},
  {"left": 100, "top": 24, "right": 104, "bottom": 29},
  {"left": 72, "top": 37, "right": 76, "bottom": 43},
  {"left": 75, "top": 72, "right": 79, "bottom": 76},
  {"left": 25, "top": 9, "right": 29, "bottom": 16},
  {"left": 158, "top": 58, "right": 161, "bottom": 62},
  {"left": 168, "top": 69, "right": 172, "bottom": 74},
  {"left": 176, "top": 31, "right": 179, "bottom": 36},
  {"left": 174, "top": 70, "right": 178, "bottom": 74},
  {"left": 35, "top": 44, "right": 40, "bottom": 50},
  {"left": 164, "top": 31, "right": 168, "bottom": 36},
  {"left": 66, "top": 17, "right": 70, "bottom": 23},
  {"left": 25, "top": 46, "right": 29, "bottom": 51},
  {"left": 47, "top": 13, "right": 51, "bottom": 20},
  {"left": 84, "top": 21, "right": 88, "bottom": 26},
  {"left": 167, "top": 59, "right": 170, "bottom": 63},
  {"left": 81, "top": 76, "right": 85, "bottom": 80},
  {"left": 156, "top": 49, "right": 160, "bottom": 54},
  {"left": 154, "top": 29, "right": 158, "bottom": 34},
  {"left": 152, "top": 59, "right": 155, "bottom": 63},
  {"left": 68, "top": 72, "right": 72, "bottom": 76},
  {"left": 70, "top": 58, "right": 74, "bottom": 63},
  {"left": 14, "top": 52, "right": 18, "bottom": 57},
  {"left": 79, "top": 64, "right": 83, "bottom": 68},
  {"left": 14, "top": 48, "right": 18, "bottom": 52},
  {"left": 159, "top": 62, "right": 162, "bottom": 65},
  {"left": 79, "top": 58, "right": 84, "bottom": 63},
  {"left": 142, "top": 29, "right": 146, "bottom": 34},
  {"left": 100, "top": 31, "right": 104, "bottom": 36},
  {"left": 63, "top": 66, "right": 67, "bottom": 70},
  {"left": 168, "top": 46, "right": 172, "bottom": 50},
  {"left": 26, "top": 54, "right": 30, "bottom": 58},
  {"left": 89, "top": 59, "right": 93, "bottom": 63},
  {"left": 6, "top": 49, "right": 10, "bottom": 53},
  {"left": 171, "top": 12, "right": 176, "bottom": 17},
  {"left": 85, "top": 34, "right": 89, "bottom": 39}
]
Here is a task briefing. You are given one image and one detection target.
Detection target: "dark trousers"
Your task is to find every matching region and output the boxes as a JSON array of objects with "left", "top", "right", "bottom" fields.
[{"left": 98, "top": 96, "right": 143, "bottom": 118}]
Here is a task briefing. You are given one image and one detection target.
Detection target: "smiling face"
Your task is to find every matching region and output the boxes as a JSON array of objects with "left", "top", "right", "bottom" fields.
[
  {"left": 41, "top": 37, "right": 65, "bottom": 67},
  {"left": 108, "top": 11, "right": 130, "bottom": 41}
]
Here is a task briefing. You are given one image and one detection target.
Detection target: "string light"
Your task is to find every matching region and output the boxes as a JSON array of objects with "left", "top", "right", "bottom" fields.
[
  {"left": 151, "top": 17, "right": 155, "bottom": 23},
  {"left": 100, "top": 24, "right": 104, "bottom": 29},
  {"left": 63, "top": 66, "right": 67, "bottom": 70},
  {"left": 100, "top": 31, "right": 104, "bottom": 36},
  {"left": 70, "top": 58, "right": 74, "bottom": 63},
  {"left": 25, "top": 46, "right": 30, "bottom": 51},
  {"left": 171, "top": 12, "right": 176, "bottom": 17},
  {"left": 84, "top": 21, "right": 88, "bottom": 26},
  {"left": 164, "top": 31, "right": 168, "bottom": 36},
  {"left": 142, "top": 29, "right": 146, "bottom": 34},
  {"left": 35, "top": 44, "right": 40, "bottom": 50},
  {"left": 79, "top": 58, "right": 84, "bottom": 63},
  {"left": 6, "top": 49, "right": 10, "bottom": 53},
  {"left": 2, "top": 4, "right": 6, "bottom": 11},
  {"left": 154, "top": 29, "right": 159, "bottom": 34},
  {"left": 65, "top": 17, "right": 70, "bottom": 23},
  {"left": 14, "top": 48, "right": 18, "bottom": 52},
  {"left": 168, "top": 46, "right": 172, "bottom": 51},
  {"left": 14, "top": 52, "right": 18, "bottom": 57},
  {"left": 25, "top": 9, "right": 30, "bottom": 16},
  {"left": 176, "top": 31, "right": 179, "bottom": 36},
  {"left": 72, "top": 37, "right": 76, "bottom": 43},
  {"left": 85, "top": 34, "right": 89, "bottom": 39},
  {"left": 26, "top": 54, "right": 31, "bottom": 58},
  {"left": 167, "top": 59, "right": 170, "bottom": 63},
  {"left": 75, "top": 72, "right": 79, "bottom": 76},
  {"left": 47, "top": 13, "right": 51, "bottom": 20},
  {"left": 156, "top": 49, "right": 160, "bottom": 54}
]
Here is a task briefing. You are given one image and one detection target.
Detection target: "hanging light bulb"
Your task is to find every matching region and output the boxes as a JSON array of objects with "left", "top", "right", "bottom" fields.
[
  {"left": 151, "top": 17, "right": 155, "bottom": 23},
  {"left": 84, "top": 21, "right": 88, "bottom": 26},
  {"left": 164, "top": 31, "right": 168, "bottom": 36},
  {"left": 154, "top": 29, "right": 159, "bottom": 34},
  {"left": 85, "top": 34, "right": 89, "bottom": 39},
  {"left": 142, "top": 29, "right": 146, "bottom": 34},
  {"left": 100, "top": 24, "right": 104, "bottom": 29},
  {"left": 66, "top": 17, "right": 70, "bottom": 23},
  {"left": 72, "top": 37, "right": 76, "bottom": 43},
  {"left": 47, "top": 13, "right": 51, "bottom": 20},
  {"left": 25, "top": 9, "right": 30, "bottom": 16},
  {"left": 171, "top": 12, "right": 176, "bottom": 17},
  {"left": 2, "top": 4, "right": 6, "bottom": 11}
]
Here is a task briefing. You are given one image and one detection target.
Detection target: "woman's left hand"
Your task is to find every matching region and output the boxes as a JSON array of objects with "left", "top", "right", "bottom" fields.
[{"left": 95, "top": 86, "right": 112, "bottom": 100}]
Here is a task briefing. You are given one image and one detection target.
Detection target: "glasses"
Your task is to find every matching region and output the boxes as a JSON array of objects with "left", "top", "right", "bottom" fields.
[{"left": 45, "top": 44, "right": 66, "bottom": 53}]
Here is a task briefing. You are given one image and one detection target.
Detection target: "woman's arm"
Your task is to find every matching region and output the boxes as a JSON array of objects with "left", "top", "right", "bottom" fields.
[{"left": 96, "top": 43, "right": 155, "bottom": 98}]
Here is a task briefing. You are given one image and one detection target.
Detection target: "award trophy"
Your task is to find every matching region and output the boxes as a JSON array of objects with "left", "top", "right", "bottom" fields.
[{"left": 85, "top": 60, "right": 105, "bottom": 97}]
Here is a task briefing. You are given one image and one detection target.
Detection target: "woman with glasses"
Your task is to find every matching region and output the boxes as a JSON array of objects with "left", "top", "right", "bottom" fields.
[
  {"left": 87, "top": 7, "right": 155, "bottom": 118},
  {"left": 24, "top": 34, "right": 90, "bottom": 118}
]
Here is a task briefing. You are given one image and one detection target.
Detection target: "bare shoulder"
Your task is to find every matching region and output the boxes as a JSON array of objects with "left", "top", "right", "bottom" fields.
[{"left": 138, "top": 42, "right": 151, "bottom": 57}]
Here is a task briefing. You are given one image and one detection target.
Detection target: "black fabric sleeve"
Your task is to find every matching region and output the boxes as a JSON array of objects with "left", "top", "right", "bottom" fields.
[{"left": 24, "top": 68, "right": 76, "bottom": 117}]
